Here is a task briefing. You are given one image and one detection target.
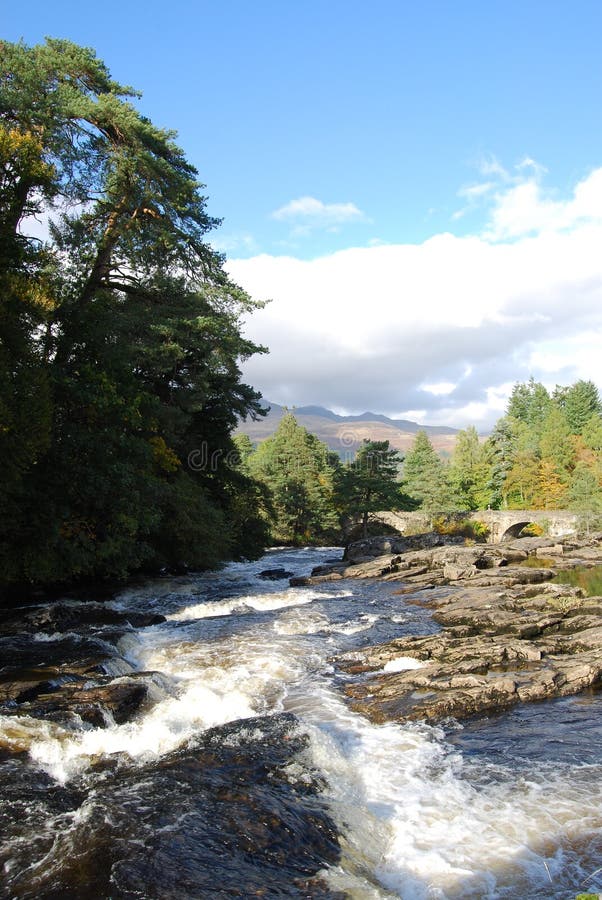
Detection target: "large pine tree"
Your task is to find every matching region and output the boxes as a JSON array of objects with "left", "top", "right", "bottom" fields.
[{"left": 0, "top": 38, "right": 268, "bottom": 589}]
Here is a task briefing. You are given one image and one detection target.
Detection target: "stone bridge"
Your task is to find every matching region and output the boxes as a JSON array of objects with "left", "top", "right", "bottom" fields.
[{"left": 372, "top": 509, "right": 581, "bottom": 544}]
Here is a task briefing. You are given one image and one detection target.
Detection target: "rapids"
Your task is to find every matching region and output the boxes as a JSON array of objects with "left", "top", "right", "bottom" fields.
[{"left": 1, "top": 547, "right": 602, "bottom": 898}]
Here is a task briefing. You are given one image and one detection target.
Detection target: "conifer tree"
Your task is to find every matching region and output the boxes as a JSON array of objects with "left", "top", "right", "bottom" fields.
[
  {"left": 335, "top": 439, "right": 405, "bottom": 538},
  {"left": 249, "top": 413, "right": 340, "bottom": 544},
  {"left": 0, "top": 38, "right": 268, "bottom": 589},
  {"left": 403, "top": 430, "right": 449, "bottom": 512},
  {"left": 447, "top": 426, "right": 491, "bottom": 510}
]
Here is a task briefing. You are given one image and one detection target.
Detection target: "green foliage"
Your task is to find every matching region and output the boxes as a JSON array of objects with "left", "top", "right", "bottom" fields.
[
  {"left": 447, "top": 426, "right": 491, "bottom": 510},
  {"left": 555, "top": 379, "right": 602, "bottom": 433},
  {"left": 0, "top": 38, "right": 268, "bottom": 591},
  {"left": 582, "top": 413, "right": 602, "bottom": 451},
  {"left": 484, "top": 415, "right": 519, "bottom": 508},
  {"left": 249, "top": 413, "right": 340, "bottom": 545},
  {"left": 402, "top": 430, "right": 450, "bottom": 511},
  {"left": 396, "top": 378, "right": 602, "bottom": 516},
  {"left": 335, "top": 439, "right": 406, "bottom": 538},
  {"left": 432, "top": 515, "right": 490, "bottom": 542},
  {"left": 539, "top": 405, "right": 574, "bottom": 475},
  {"left": 507, "top": 377, "right": 551, "bottom": 432}
]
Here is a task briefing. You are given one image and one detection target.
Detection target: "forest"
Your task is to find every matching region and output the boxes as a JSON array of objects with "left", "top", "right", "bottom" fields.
[{"left": 2, "top": 39, "right": 602, "bottom": 592}]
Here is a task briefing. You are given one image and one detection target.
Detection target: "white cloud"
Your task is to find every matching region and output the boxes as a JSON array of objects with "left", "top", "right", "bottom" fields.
[
  {"left": 477, "top": 155, "right": 512, "bottom": 181},
  {"left": 421, "top": 382, "right": 457, "bottom": 396},
  {"left": 229, "top": 166, "right": 602, "bottom": 429},
  {"left": 271, "top": 196, "right": 367, "bottom": 231},
  {"left": 457, "top": 157, "right": 602, "bottom": 240}
]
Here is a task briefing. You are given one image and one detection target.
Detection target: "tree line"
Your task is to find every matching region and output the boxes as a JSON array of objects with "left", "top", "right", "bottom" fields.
[
  {"left": 0, "top": 38, "right": 271, "bottom": 593},
  {"left": 239, "top": 377, "right": 602, "bottom": 545}
]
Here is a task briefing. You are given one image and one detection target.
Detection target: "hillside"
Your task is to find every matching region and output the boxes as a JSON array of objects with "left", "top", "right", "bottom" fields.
[{"left": 237, "top": 402, "right": 460, "bottom": 457}]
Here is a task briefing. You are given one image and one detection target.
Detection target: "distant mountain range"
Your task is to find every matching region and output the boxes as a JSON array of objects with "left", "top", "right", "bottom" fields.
[{"left": 237, "top": 402, "right": 459, "bottom": 457}]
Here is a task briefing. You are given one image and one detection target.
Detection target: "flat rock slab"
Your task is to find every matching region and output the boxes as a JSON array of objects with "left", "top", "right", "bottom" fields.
[{"left": 336, "top": 557, "right": 602, "bottom": 724}]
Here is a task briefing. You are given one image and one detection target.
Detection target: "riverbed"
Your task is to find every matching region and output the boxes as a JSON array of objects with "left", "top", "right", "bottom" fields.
[{"left": 1, "top": 547, "right": 602, "bottom": 898}]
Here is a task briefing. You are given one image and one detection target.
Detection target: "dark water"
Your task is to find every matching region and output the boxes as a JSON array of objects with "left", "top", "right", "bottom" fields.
[{"left": 1, "top": 547, "right": 601, "bottom": 898}]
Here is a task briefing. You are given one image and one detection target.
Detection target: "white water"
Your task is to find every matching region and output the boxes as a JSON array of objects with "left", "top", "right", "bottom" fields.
[{"left": 5, "top": 548, "right": 602, "bottom": 898}]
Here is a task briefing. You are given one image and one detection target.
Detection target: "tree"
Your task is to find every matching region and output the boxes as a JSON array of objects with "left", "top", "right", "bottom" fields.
[
  {"left": 582, "top": 413, "right": 602, "bottom": 452},
  {"left": 0, "top": 38, "right": 268, "bottom": 590},
  {"left": 484, "top": 416, "right": 519, "bottom": 509},
  {"left": 335, "top": 440, "right": 405, "bottom": 538},
  {"left": 249, "top": 414, "right": 340, "bottom": 544},
  {"left": 402, "top": 431, "right": 449, "bottom": 512},
  {"left": 533, "top": 459, "right": 568, "bottom": 509},
  {"left": 568, "top": 461, "right": 602, "bottom": 534},
  {"left": 539, "top": 405, "right": 575, "bottom": 479},
  {"left": 507, "top": 377, "right": 551, "bottom": 433},
  {"left": 556, "top": 380, "right": 602, "bottom": 434},
  {"left": 502, "top": 420, "right": 541, "bottom": 508},
  {"left": 447, "top": 426, "right": 491, "bottom": 510}
]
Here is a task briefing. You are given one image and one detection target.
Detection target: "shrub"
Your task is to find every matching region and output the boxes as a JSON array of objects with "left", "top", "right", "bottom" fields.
[{"left": 433, "top": 515, "right": 490, "bottom": 543}]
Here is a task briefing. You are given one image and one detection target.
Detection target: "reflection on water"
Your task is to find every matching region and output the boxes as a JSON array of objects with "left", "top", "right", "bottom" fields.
[{"left": 553, "top": 564, "right": 602, "bottom": 596}]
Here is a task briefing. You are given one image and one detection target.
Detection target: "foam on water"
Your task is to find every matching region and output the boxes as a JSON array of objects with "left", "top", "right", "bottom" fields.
[
  {"left": 166, "top": 587, "right": 352, "bottom": 621},
  {"left": 24, "top": 622, "right": 316, "bottom": 783},
  {"left": 299, "top": 681, "right": 602, "bottom": 898}
]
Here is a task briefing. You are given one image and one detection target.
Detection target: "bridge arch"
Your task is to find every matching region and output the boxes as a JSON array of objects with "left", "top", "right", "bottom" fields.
[{"left": 499, "top": 521, "right": 539, "bottom": 541}]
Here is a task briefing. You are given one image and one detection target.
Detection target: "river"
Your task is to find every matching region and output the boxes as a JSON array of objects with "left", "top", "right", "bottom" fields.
[{"left": 1, "top": 547, "right": 602, "bottom": 898}]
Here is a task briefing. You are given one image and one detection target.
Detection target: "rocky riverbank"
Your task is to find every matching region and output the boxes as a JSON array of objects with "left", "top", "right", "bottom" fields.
[
  {"left": 0, "top": 601, "right": 168, "bottom": 732},
  {"left": 295, "top": 532, "right": 602, "bottom": 725}
]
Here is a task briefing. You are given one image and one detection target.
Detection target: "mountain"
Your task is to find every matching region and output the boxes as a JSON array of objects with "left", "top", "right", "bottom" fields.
[{"left": 237, "top": 402, "right": 460, "bottom": 457}]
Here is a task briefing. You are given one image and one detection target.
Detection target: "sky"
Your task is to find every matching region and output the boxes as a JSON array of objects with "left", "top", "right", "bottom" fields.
[{"left": 5, "top": 0, "right": 602, "bottom": 428}]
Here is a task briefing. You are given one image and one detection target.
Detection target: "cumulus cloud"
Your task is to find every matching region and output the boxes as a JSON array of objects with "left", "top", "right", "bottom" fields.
[
  {"left": 271, "top": 196, "right": 368, "bottom": 234},
  {"left": 228, "top": 166, "right": 602, "bottom": 429}
]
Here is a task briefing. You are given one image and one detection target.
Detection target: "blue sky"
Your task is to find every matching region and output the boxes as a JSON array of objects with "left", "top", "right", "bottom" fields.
[{"left": 6, "top": 1, "right": 602, "bottom": 425}]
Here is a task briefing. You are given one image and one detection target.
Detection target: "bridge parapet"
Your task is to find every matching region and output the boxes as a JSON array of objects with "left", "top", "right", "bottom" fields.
[{"left": 371, "top": 510, "right": 580, "bottom": 544}]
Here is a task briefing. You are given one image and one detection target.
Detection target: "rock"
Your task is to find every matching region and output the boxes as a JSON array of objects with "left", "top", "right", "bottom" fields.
[
  {"left": 505, "top": 537, "right": 558, "bottom": 552},
  {"left": 258, "top": 568, "right": 294, "bottom": 580},
  {"left": 335, "top": 571, "right": 602, "bottom": 726},
  {"left": 0, "top": 602, "right": 165, "bottom": 636},
  {"left": 537, "top": 544, "right": 564, "bottom": 557},
  {"left": 343, "top": 532, "right": 463, "bottom": 563},
  {"left": 289, "top": 573, "right": 343, "bottom": 586},
  {"left": 443, "top": 563, "right": 478, "bottom": 581},
  {"left": 310, "top": 564, "right": 348, "bottom": 576}
]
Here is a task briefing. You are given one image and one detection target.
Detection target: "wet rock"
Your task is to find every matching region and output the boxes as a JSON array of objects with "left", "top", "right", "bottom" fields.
[
  {"left": 0, "top": 633, "right": 116, "bottom": 672},
  {"left": 0, "top": 602, "right": 165, "bottom": 636},
  {"left": 10, "top": 677, "right": 152, "bottom": 728},
  {"left": 258, "top": 568, "right": 294, "bottom": 580},
  {"left": 1, "top": 714, "right": 343, "bottom": 899},
  {"left": 336, "top": 577, "right": 602, "bottom": 726},
  {"left": 290, "top": 573, "right": 344, "bottom": 586}
]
